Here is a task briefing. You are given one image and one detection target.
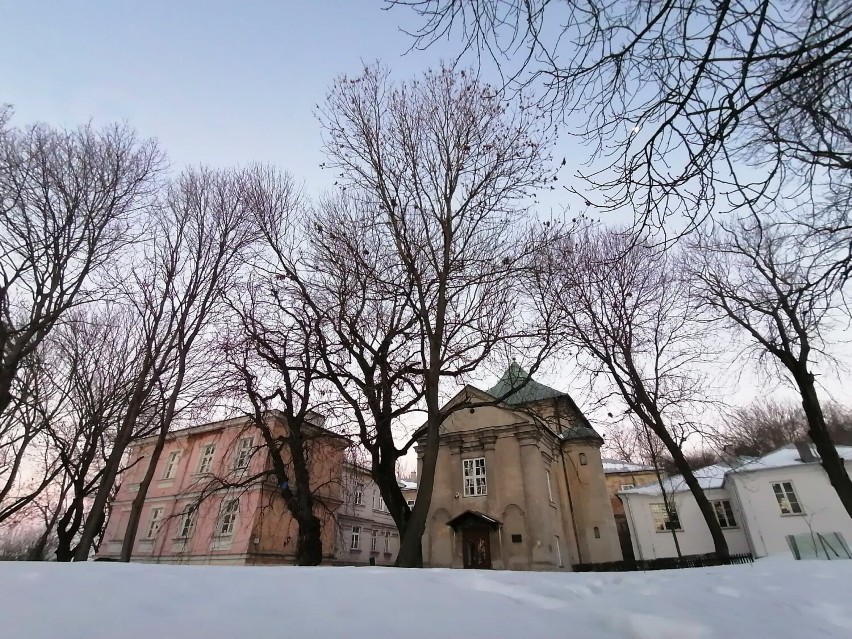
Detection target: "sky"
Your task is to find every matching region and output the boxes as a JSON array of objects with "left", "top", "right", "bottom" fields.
[{"left": 2, "top": 1, "right": 848, "bottom": 454}]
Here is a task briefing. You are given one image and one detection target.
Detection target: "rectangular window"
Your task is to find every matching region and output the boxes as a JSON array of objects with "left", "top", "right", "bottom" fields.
[
  {"left": 772, "top": 481, "right": 803, "bottom": 515},
  {"left": 463, "top": 457, "right": 487, "bottom": 497},
  {"left": 372, "top": 491, "right": 378, "bottom": 510},
  {"left": 234, "top": 437, "right": 253, "bottom": 470},
  {"left": 163, "top": 451, "right": 181, "bottom": 480},
  {"left": 406, "top": 500, "right": 415, "bottom": 508},
  {"left": 620, "top": 484, "right": 635, "bottom": 490},
  {"left": 650, "top": 503, "right": 682, "bottom": 532},
  {"left": 371, "top": 529, "right": 378, "bottom": 552},
  {"left": 350, "top": 526, "right": 360, "bottom": 550},
  {"left": 146, "top": 507, "right": 163, "bottom": 538},
  {"left": 197, "top": 444, "right": 216, "bottom": 474},
  {"left": 384, "top": 531, "right": 391, "bottom": 553},
  {"left": 712, "top": 499, "right": 737, "bottom": 528},
  {"left": 218, "top": 499, "right": 239, "bottom": 536},
  {"left": 354, "top": 483, "right": 364, "bottom": 505},
  {"left": 179, "top": 507, "right": 197, "bottom": 538},
  {"left": 546, "top": 470, "right": 554, "bottom": 503}
]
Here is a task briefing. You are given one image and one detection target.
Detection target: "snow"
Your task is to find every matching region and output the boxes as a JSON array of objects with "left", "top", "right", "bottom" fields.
[
  {"left": 602, "top": 458, "right": 654, "bottom": 473},
  {"left": 1, "top": 559, "right": 851, "bottom": 638},
  {"left": 398, "top": 479, "right": 418, "bottom": 490},
  {"left": 619, "top": 462, "right": 731, "bottom": 495},
  {"left": 730, "top": 444, "right": 852, "bottom": 473}
]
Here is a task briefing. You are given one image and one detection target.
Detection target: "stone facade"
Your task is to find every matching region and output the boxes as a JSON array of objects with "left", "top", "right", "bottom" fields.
[{"left": 418, "top": 366, "right": 622, "bottom": 570}]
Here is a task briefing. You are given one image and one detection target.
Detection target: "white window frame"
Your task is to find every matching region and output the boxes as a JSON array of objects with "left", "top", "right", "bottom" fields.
[
  {"left": 650, "top": 502, "right": 682, "bottom": 532},
  {"left": 370, "top": 529, "right": 378, "bottom": 552},
  {"left": 179, "top": 507, "right": 197, "bottom": 538},
  {"left": 712, "top": 499, "right": 738, "bottom": 528},
  {"left": 234, "top": 437, "right": 253, "bottom": 471},
  {"left": 354, "top": 483, "right": 364, "bottom": 506},
  {"left": 162, "top": 451, "right": 181, "bottom": 480},
  {"left": 197, "top": 444, "right": 216, "bottom": 474},
  {"left": 772, "top": 481, "right": 804, "bottom": 515},
  {"left": 217, "top": 499, "right": 239, "bottom": 536},
  {"left": 620, "top": 483, "right": 635, "bottom": 491},
  {"left": 384, "top": 530, "right": 391, "bottom": 553},
  {"left": 463, "top": 457, "right": 487, "bottom": 497},
  {"left": 546, "top": 470, "right": 554, "bottom": 503},
  {"left": 406, "top": 499, "right": 415, "bottom": 508},
  {"left": 146, "top": 507, "right": 164, "bottom": 538},
  {"left": 350, "top": 526, "right": 361, "bottom": 550}
]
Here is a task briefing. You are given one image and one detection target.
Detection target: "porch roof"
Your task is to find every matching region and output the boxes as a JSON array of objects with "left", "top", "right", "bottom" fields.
[{"left": 445, "top": 510, "right": 502, "bottom": 531}]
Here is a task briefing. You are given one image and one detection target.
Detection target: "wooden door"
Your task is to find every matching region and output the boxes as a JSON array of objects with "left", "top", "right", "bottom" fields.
[{"left": 462, "top": 527, "right": 492, "bottom": 569}]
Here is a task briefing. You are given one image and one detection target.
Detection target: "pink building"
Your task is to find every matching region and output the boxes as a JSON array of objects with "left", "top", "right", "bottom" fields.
[{"left": 98, "top": 411, "right": 346, "bottom": 565}]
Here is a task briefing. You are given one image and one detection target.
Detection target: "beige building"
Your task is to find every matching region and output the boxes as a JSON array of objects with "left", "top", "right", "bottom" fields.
[
  {"left": 418, "top": 364, "right": 622, "bottom": 570},
  {"left": 602, "top": 458, "right": 660, "bottom": 560}
]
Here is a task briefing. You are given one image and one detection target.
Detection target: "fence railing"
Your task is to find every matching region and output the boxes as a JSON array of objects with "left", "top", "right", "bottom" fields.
[{"left": 573, "top": 552, "right": 754, "bottom": 572}]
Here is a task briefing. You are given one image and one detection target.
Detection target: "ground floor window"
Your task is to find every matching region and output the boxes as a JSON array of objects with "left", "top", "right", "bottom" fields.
[{"left": 650, "top": 502, "right": 682, "bottom": 532}]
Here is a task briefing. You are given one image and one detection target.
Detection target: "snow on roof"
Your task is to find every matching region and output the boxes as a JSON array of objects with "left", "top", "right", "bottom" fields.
[
  {"left": 398, "top": 479, "right": 417, "bottom": 490},
  {"left": 601, "top": 458, "right": 655, "bottom": 474},
  {"left": 619, "top": 444, "right": 852, "bottom": 497},
  {"left": 729, "top": 443, "right": 852, "bottom": 474},
  {"left": 619, "top": 462, "right": 733, "bottom": 496}
]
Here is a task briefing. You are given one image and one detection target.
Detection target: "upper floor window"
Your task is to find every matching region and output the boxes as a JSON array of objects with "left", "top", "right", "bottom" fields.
[
  {"left": 218, "top": 499, "right": 239, "bottom": 536},
  {"left": 712, "top": 499, "right": 738, "bottom": 528},
  {"left": 463, "top": 458, "right": 487, "bottom": 497},
  {"left": 350, "top": 526, "right": 361, "bottom": 550},
  {"left": 579, "top": 453, "right": 588, "bottom": 466},
  {"left": 354, "top": 483, "right": 364, "bottom": 505},
  {"left": 146, "top": 507, "right": 164, "bottom": 538},
  {"left": 650, "top": 502, "right": 681, "bottom": 532},
  {"left": 772, "top": 481, "right": 803, "bottom": 515},
  {"left": 197, "top": 444, "right": 216, "bottom": 474},
  {"left": 234, "top": 437, "right": 253, "bottom": 470},
  {"left": 163, "top": 451, "right": 181, "bottom": 479},
  {"left": 546, "top": 470, "right": 554, "bottom": 503}
]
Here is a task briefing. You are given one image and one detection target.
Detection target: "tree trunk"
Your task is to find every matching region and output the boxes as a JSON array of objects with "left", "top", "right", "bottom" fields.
[
  {"left": 119, "top": 432, "right": 169, "bottom": 561},
  {"left": 294, "top": 510, "right": 323, "bottom": 565},
  {"left": 653, "top": 421, "right": 730, "bottom": 558},
  {"left": 796, "top": 371, "right": 852, "bottom": 518}
]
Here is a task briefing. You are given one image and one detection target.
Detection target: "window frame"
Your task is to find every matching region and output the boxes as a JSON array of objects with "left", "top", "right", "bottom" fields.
[
  {"left": 370, "top": 529, "right": 378, "bottom": 552},
  {"left": 620, "top": 483, "right": 635, "bottom": 491},
  {"left": 650, "top": 502, "right": 682, "bottom": 532},
  {"left": 354, "top": 483, "right": 364, "bottom": 506},
  {"left": 146, "top": 507, "right": 164, "bottom": 539},
  {"left": 406, "top": 499, "right": 415, "bottom": 509},
  {"left": 546, "top": 470, "right": 554, "bottom": 503},
  {"left": 178, "top": 507, "right": 197, "bottom": 539},
  {"left": 772, "top": 481, "right": 804, "bottom": 515},
  {"left": 234, "top": 437, "right": 253, "bottom": 471},
  {"left": 463, "top": 457, "right": 487, "bottom": 497},
  {"left": 384, "top": 531, "right": 391, "bottom": 553},
  {"left": 711, "top": 499, "right": 738, "bottom": 528},
  {"left": 196, "top": 444, "right": 216, "bottom": 474},
  {"left": 217, "top": 498, "right": 240, "bottom": 536},
  {"left": 162, "top": 451, "right": 181, "bottom": 480},
  {"left": 350, "top": 526, "right": 361, "bottom": 550}
]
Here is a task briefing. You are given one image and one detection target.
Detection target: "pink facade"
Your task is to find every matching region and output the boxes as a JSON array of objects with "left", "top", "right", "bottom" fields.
[{"left": 99, "top": 413, "right": 345, "bottom": 565}]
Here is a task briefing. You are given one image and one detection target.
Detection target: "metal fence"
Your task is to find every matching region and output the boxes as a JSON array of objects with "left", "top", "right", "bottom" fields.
[{"left": 573, "top": 552, "right": 754, "bottom": 572}]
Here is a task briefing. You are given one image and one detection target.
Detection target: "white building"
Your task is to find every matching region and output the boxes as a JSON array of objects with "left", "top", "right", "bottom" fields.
[
  {"left": 334, "top": 462, "right": 404, "bottom": 566},
  {"left": 620, "top": 444, "right": 852, "bottom": 561}
]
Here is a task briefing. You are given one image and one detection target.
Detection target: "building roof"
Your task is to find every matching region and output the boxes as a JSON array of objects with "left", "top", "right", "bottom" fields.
[
  {"left": 485, "top": 362, "right": 567, "bottom": 405},
  {"left": 445, "top": 510, "right": 501, "bottom": 530},
  {"left": 398, "top": 479, "right": 417, "bottom": 490},
  {"left": 618, "top": 443, "right": 852, "bottom": 497},
  {"left": 602, "top": 458, "right": 656, "bottom": 474}
]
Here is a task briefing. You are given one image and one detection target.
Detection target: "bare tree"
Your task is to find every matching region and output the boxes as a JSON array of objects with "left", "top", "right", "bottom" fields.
[
  {"left": 391, "top": 2, "right": 852, "bottom": 236},
  {"left": 533, "top": 226, "right": 731, "bottom": 557},
  {"left": 317, "top": 64, "right": 560, "bottom": 566},
  {"left": 0, "top": 111, "right": 162, "bottom": 418},
  {"left": 689, "top": 212, "right": 852, "bottom": 517}
]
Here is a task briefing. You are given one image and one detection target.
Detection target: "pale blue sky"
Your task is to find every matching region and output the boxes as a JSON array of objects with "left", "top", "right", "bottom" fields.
[{"left": 1, "top": 1, "right": 469, "bottom": 191}]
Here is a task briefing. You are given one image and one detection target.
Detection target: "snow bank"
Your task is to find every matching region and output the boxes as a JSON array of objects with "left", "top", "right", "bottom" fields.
[{"left": 1, "top": 559, "right": 851, "bottom": 638}]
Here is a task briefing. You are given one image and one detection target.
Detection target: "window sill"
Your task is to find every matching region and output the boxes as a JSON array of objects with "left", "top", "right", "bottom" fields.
[
  {"left": 462, "top": 494, "right": 487, "bottom": 498},
  {"left": 350, "top": 548, "right": 361, "bottom": 553},
  {"left": 720, "top": 526, "right": 740, "bottom": 530},
  {"left": 655, "top": 529, "right": 683, "bottom": 534},
  {"left": 780, "top": 512, "right": 806, "bottom": 517},
  {"left": 214, "top": 534, "right": 234, "bottom": 539}
]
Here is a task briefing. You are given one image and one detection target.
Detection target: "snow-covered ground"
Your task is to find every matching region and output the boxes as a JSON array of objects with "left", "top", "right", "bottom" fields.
[{"left": 1, "top": 559, "right": 851, "bottom": 638}]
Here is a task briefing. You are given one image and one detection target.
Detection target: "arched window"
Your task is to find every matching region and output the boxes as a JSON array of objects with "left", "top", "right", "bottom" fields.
[
  {"left": 579, "top": 452, "right": 587, "bottom": 466},
  {"left": 594, "top": 526, "right": 601, "bottom": 539}
]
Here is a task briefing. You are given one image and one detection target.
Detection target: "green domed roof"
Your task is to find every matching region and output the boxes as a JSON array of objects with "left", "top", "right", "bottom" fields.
[{"left": 485, "top": 362, "right": 566, "bottom": 405}]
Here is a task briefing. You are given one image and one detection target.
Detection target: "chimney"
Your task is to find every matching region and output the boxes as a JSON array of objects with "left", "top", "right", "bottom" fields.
[{"left": 795, "top": 441, "right": 818, "bottom": 463}]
